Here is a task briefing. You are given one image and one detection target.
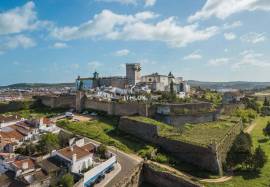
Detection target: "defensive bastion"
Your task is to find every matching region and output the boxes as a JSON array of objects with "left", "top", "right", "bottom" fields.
[{"left": 119, "top": 116, "right": 242, "bottom": 175}]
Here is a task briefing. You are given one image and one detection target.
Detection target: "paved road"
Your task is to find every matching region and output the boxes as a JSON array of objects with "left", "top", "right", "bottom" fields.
[{"left": 83, "top": 138, "right": 143, "bottom": 187}]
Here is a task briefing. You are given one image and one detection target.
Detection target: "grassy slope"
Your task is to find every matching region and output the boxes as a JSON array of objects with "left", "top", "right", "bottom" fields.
[
  {"left": 205, "top": 116, "right": 270, "bottom": 187},
  {"left": 57, "top": 117, "right": 150, "bottom": 153}
]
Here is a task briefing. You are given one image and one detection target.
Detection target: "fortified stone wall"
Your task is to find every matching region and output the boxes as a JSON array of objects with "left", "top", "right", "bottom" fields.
[
  {"left": 119, "top": 117, "right": 241, "bottom": 174},
  {"left": 155, "top": 112, "right": 218, "bottom": 127},
  {"left": 84, "top": 99, "right": 148, "bottom": 116},
  {"left": 119, "top": 117, "right": 159, "bottom": 142},
  {"left": 216, "top": 121, "right": 243, "bottom": 164},
  {"left": 112, "top": 162, "right": 143, "bottom": 187},
  {"left": 36, "top": 95, "right": 76, "bottom": 109},
  {"left": 119, "top": 117, "right": 220, "bottom": 173},
  {"left": 152, "top": 102, "right": 213, "bottom": 115},
  {"left": 0, "top": 100, "right": 33, "bottom": 113},
  {"left": 142, "top": 163, "right": 202, "bottom": 187}
]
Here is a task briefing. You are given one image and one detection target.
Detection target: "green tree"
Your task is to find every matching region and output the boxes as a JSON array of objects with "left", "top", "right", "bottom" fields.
[
  {"left": 37, "top": 133, "right": 59, "bottom": 154},
  {"left": 58, "top": 131, "right": 74, "bottom": 147},
  {"left": 264, "top": 97, "right": 270, "bottom": 106},
  {"left": 226, "top": 132, "right": 253, "bottom": 169},
  {"left": 263, "top": 121, "right": 270, "bottom": 139},
  {"left": 59, "top": 173, "right": 74, "bottom": 187},
  {"left": 97, "top": 144, "right": 108, "bottom": 159},
  {"left": 252, "top": 146, "right": 267, "bottom": 171}
]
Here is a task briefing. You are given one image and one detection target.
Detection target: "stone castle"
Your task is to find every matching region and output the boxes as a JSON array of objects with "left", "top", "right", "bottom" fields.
[{"left": 76, "top": 63, "right": 190, "bottom": 93}]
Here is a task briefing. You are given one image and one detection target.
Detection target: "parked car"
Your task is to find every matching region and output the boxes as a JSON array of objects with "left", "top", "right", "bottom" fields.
[
  {"left": 105, "top": 166, "right": 115, "bottom": 174},
  {"left": 94, "top": 174, "right": 105, "bottom": 184},
  {"left": 82, "top": 111, "right": 89, "bottom": 115},
  {"left": 65, "top": 112, "right": 74, "bottom": 118}
]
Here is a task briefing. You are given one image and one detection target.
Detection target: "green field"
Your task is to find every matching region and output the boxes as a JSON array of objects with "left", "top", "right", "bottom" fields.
[
  {"left": 126, "top": 116, "right": 239, "bottom": 147},
  {"left": 205, "top": 116, "right": 270, "bottom": 187},
  {"left": 57, "top": 117, "right": 154, "bottom": 154}
]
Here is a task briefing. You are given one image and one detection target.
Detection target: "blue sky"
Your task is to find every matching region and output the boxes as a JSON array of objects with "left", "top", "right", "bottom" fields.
[{"left": 0, "top": 0, "right": 270, "bottom": 85}]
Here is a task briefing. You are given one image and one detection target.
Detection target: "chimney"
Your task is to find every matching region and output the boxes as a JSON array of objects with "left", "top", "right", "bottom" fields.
[
  {"left": 22, "top": 162, "right": 29, "bottom": 170},
  {"left": 72, "top": 154, "right": 77, "bottom": 162}
]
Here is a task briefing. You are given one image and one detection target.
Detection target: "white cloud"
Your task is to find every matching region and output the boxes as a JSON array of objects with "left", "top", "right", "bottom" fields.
[
  {"left": 53, "top": 42, "right": 68, "bottom": 49},
  {"left": 96, "top": 0, "right": 137, "bottom": 5},
  {"left": 183, "top": 51, "right": 202, "bottom": 60},
  {"left": 144, "top": 0, "right": 156, "bottom": 7},
  {"left": 96, "top": 0, "right": 156, "bottom": 7},
  {"left": 188, "top": 0, "right": 270, "bottom": 22},
  {"left": 208, "top": 58, "right": 229, "bottom": 66},
  {"left": 232, "top": 50, "right": 270, "bottom": 69},
  {"left": 114, "top": 49, "right": 130, "bottom": 56},
  {"left": 0, "top": 1, "right": 38, "bottom": 35},
  {"left": 51, "top": 10, "right": 218, "bottom": 48},
  {"left": 208, "top": 50, "right": 270, "bottom": 69},
  {"left": 224, "top": 32, "right": 237, "bottom": 40},
  {"left": 240, "top": 32, "right": 267, "bottom": 43},
  {"left": 223, "top": 21, "right": 242, "bottom": 30},
  {"left": 0, "top": 35, "right": 36, "bottom": 53}
]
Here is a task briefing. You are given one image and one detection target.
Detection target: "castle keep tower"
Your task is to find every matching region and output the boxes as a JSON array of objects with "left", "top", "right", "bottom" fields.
[{"left": 126, "top": 63, "right": 141, "bottom": 85}]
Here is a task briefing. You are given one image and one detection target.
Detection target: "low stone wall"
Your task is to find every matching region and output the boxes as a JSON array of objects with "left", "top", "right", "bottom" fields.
[
  {"left": 142, "top": 163, "right": 202, "bottom": 187},
  {"left": 155, "top": 112, "right": 218, "bottom": 127}
]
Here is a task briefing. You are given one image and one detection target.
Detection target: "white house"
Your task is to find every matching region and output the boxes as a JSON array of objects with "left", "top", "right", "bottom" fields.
[
  {"left": 39, "top": 117, "right": 60, "bottom": 134},
  {"left": 53, "top": 139, "right": 95, "bottom": 173}
]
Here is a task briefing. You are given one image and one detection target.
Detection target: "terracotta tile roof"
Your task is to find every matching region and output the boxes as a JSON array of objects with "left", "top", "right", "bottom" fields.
[
  {"left": 81, "top": 143, "right": 95, "bottom": 152},
  {"left": 0, "top": 129, "right": 25, "bottom": 141},
  {"left": 41, "top": 117, "right": 53, "bottom": 125},
  {"left": 10, "top": 124, "right": 32, "bottom": 136},
  {"left": 12, "top": 159, "right": 35, "bottom": 171},
  {"left": 57, "top": 145, "right": 91, "bottom": 161}
]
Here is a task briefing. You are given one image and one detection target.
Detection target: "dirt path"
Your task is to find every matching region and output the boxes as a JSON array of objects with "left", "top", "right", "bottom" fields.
[
  {"left": 244, "top": 121, "right": 257, "bottom": 134},
  {"left": 150, "top": 161, "right": 233, "bottom": 183}
]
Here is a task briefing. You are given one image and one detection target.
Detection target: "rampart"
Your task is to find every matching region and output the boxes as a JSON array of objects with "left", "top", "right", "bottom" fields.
[
  {"left": 142, "top": 162, "right": 202, "bottom": 187},
  {"left": 155, "top": 112, "right": 219, "bottom": 127},
  {"left": 84, "top": 99, "right": 149, "bottom": 116},
  {"left": 119, "top": 117, "right": 241, "bottom": 175},
  {"left": 35, "top": 95, "right": 76, "bottom": 109}
]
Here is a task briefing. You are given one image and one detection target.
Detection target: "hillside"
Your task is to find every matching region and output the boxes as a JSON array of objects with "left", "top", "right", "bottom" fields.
[
  {"left": 0, "top": 83, "right": 75, "bottom": 89},
  {"left": 188, "top": 80, "right": 270, "bottom": 90}
]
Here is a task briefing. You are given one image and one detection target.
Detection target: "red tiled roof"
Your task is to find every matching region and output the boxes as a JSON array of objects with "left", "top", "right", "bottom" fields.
[
  {"left": 0, "top": 130, "right": 24, "bottom": 141},
  {"left": 42, "top": 118, "right": 53, "bottom": 125},
  {"left": 81, "top": 143, "right": 95, "bottom": 152},
  {"left": 12, "top": 159, "right": 35, "bottom": 170},
  {"left": 57, "top": 145, "right": 91, "bottom": 161}
]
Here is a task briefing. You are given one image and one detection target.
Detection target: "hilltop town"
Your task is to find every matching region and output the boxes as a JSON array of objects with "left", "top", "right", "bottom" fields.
[{"left": 0, "top": 63, "right": 270, "bottom": 187}]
